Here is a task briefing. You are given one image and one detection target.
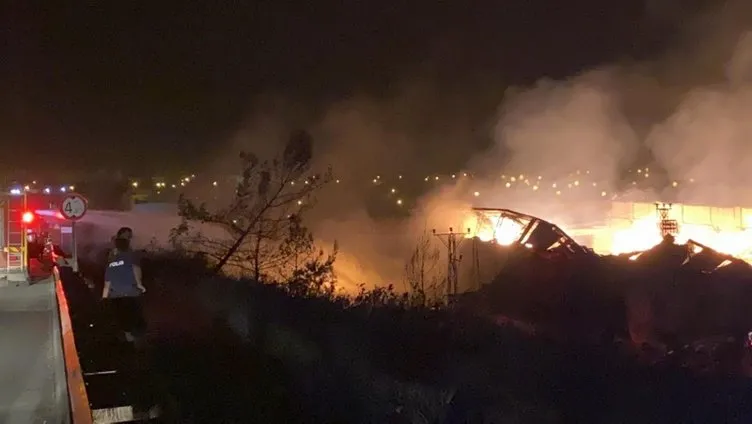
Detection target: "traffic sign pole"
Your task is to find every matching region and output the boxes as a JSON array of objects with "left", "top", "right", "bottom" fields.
[
  {"left": 59, "top": 194, "right": 89, "bottom": 273},
  {"left": 71, "top": 221, "right": 78, "bottom": 273}
]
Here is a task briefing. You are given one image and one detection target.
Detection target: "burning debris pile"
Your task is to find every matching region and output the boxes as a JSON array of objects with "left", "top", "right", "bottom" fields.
[{"left": 454, "top": 206, "right": 752, "bottom": 368}]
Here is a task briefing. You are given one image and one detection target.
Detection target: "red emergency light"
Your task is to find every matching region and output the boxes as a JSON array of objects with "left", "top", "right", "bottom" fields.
[{"left": 22, "top": 211, "right": 35, "bottom": 224}]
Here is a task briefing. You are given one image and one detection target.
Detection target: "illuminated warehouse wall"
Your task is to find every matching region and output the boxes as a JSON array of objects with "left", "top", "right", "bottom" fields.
[{"left": 569, "top": 202, "right": 752, "bottom": 260}]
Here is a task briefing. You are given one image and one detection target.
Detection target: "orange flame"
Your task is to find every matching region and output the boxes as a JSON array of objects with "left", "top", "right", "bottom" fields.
[
  {"left": 610, "top": 215, "right": 752, "bottom": 260},
  {"left": 463, "top": 211, "right": 523, "bottom": 245},
  {"left": 463, "top": 209, "right": 752, "bottom": 262}
]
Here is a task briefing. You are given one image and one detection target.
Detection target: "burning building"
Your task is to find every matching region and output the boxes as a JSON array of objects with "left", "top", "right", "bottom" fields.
[
  {"left": 568, "top": 201, "right": 752, "bottom": 262},
  {"left": 452, "top": 202, "right": 752, "bottom": 359},
  {"left": 461, "top": 201, "right": 752, "bottom": 279}
]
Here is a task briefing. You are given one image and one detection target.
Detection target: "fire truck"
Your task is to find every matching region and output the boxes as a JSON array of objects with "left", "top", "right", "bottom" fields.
[{"left": 0, "top": 189, "right": 75, "bottom": 280}]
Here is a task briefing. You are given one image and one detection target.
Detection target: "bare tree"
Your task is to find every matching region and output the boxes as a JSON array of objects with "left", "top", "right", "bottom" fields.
[
  {"left": 403, "top": 230, "right": 443, "bottom": 306},
  {"left": 170, "top": 129, "right": 334, "bottom": 282}
]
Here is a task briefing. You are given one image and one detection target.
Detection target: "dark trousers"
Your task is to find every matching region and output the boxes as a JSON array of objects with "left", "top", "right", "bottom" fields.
[
  {"left": 103, "top": 296, "right": 151, "bottom": 401},
  {"left": 104, "top": 296, "right": 146, "bottom": 337}
]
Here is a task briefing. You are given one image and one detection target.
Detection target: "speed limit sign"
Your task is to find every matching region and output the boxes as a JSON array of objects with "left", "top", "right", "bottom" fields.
[{"left": 60, "top": 194, "right": 88, "bottom": 221}]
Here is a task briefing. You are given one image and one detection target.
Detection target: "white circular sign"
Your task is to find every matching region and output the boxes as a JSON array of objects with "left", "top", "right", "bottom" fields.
[{"left": 60, "top": 194, "right": 88, "bottom": 220}]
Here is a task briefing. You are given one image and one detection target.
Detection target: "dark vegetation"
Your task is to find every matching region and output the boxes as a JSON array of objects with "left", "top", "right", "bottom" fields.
[
  {"left": 73, "top": 131, "right": 752, "bottom": 423},
  {"left": 74, "top": 251, "right": 752, "bottom": 423}
]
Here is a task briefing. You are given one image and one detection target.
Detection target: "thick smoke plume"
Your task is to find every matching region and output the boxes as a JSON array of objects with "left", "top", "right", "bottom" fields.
[
  {"left": 485, "top": 71, "right": 638, "bottom": 182},
  {"left": 647, "top": 31, "right": 752, "bottom": 205},
  {"left": 119, "top": 1, "right": 752, "bottom": 291}
]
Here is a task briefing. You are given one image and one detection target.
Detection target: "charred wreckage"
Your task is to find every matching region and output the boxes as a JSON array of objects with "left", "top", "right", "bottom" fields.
[{"left": 450, "top": 205, "right": 752, "bottom": 373}]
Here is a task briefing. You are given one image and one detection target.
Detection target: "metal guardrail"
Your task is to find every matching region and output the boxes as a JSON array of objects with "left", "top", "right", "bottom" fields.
[
  {"left": 54, "top": 266, "right": 94, "bottom": 424},
  {"left": 55, "top": 260, "right": 166, "bottom": 423}
]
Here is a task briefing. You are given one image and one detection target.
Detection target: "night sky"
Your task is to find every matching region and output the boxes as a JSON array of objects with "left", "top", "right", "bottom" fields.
[{"left": 2, "top": 1, "right": 692, "bottom": 178}]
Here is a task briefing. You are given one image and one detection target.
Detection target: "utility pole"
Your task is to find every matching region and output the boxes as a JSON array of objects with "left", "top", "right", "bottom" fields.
[
  {"left": 432, "top": 227, "right": 470, "bottom": 300},
  {"left": 472, "top": 236, "right": 481, "bottom": 290}
]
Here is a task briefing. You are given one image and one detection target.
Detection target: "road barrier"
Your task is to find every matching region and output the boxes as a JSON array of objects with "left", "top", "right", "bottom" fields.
[{"left": 54, "top": 266, "right": 93, "bottom": 424}]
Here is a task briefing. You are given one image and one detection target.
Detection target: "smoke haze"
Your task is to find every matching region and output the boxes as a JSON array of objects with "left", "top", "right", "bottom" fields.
[{"left": 187, "top": 1, "right": 752, "bottom": 289}]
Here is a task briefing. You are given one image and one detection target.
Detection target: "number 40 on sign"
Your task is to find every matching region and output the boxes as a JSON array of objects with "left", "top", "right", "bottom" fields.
[{"left": 60, "top": 194, "right": 88, "bottom": 221}]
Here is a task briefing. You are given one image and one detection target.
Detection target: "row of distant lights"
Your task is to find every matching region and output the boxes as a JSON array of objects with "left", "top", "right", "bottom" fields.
[
  {"left": 131, "top": 175, "right": 201, "bottom": 191},
  {"left": 128, "top": 167, "right": 687, "bottom": 207},
  {"left": 470, "top": 185, "right": 610, "bottom": 198},
  {"left": 369, "top": 171, "right": 607, "bottom": 205},
  {"left": 629, "top": 167, "right": 694, "bottom": 186},
  {"left": 10, "top": 184, "right": 75, "bottom": 195},
  {"left": 376, "top": 168, "right": 692, "bottom": 202},
  {"left": 371, "top": 167, "right": 691, "bottom": 185},
  {"left": 360, "top": 170, "right": 635, "bottom": 207},
  {"left": 133, "top": 167, "right": 692, "bottom": 191},
  {"left": 141, "top": 176, "right": 233, "bottom": 191},
  {"left": 137, "top": 173, "right": 326, "bottom": 192}
]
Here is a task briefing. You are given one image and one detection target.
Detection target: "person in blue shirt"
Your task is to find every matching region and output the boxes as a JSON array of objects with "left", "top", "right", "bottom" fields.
[{"left": 103, "top": 236, "right": 146, "bottom": 343}]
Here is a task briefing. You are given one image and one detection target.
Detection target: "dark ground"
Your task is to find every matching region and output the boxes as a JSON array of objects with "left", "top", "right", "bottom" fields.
[{"left": 66, "top": 256, "right": 752, "bottom": 424}]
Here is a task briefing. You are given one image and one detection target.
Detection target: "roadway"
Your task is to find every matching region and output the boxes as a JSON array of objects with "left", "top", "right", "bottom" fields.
[
  {"left": 0, "top": 251, "right": 169, "bottom": 423},
  {"left": 0, "top": 277, "right": 70, "bottom": 423}
]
